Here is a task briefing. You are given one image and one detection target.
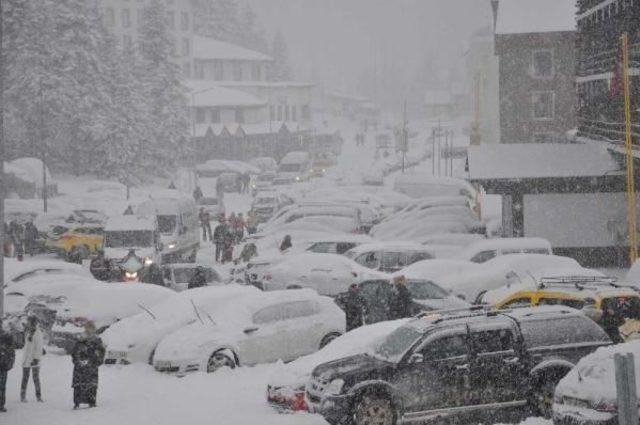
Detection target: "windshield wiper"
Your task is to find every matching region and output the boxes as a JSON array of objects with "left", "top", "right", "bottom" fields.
[{"left": 137, "top": 303, "right": 156, "bottom": 320}]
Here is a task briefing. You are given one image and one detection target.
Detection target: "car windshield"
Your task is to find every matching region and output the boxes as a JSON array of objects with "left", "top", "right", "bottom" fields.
[
  {"left": 373, "top": 323, "right": 423, "bottom": 363},
  {"left": 157, "top": 215, "right": 177, "bottom": 233},
  {"left": 279, "top": 164, "right": 301, "bottom": 172},
  {"left": 104, "top": 230, "right": 153, "bottom": 248},
  {"left": 173, "top": 268, "right": 197, "bottom": 283},
  {"left": 407, "top": 280, "right": 449, "bottom": 300}
]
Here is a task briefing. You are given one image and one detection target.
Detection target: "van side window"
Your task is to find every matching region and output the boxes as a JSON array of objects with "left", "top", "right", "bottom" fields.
[
  {"left": 421, "top": 333, "right": 469, "bottom": 361},
  {"left": 471, "top": 328, "right": 514, "bottom": 353},
  {"left": 470, "top": 250, "right": 497, "bottom": 263}
]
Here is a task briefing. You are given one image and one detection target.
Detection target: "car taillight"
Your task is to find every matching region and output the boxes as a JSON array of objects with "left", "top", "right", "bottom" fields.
[
  {"left": 292, "top": 392, "right": 308, "bottom": 411},
  {"left": 595, "top": 402, "right": 617, "bottom": 413},
  {"left": 264, "top": 273, "right": 272, "bottom": 281},
  {"left": 71, "top": 317, "right": 89, "bottom": 327}
]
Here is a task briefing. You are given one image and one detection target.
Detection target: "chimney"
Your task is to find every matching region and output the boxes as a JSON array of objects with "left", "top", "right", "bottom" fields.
[{"left": 491, "top": 0, "right": 499, "bottom": 32}]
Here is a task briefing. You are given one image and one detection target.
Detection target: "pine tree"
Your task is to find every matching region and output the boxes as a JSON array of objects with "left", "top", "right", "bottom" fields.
[
  {"left": 269, "top": 30, "right": 293, "bottom": 81},
  {"left": 138, "top": 0, "right": 190, "bottom": 173},
  {"left": 192, "top": 0, "right": 240, "bottom": 43},
  {"left": 237, "top": 3, "right": 268, "bottom": 53}
]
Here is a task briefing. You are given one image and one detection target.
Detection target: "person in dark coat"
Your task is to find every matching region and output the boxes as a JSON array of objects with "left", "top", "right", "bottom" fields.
[
  {"left": 279, "top": 235, "right": 292, "bottom": 252},
  {"left": 390, "top": 276, "right": 413, "bottom": 319},
  {"left": 221, "top": 226, "right": 235, "bottom": 264},
  {"left": 188, "top": 267, "right": 208, "bottom": 289},
  {"left": 23, "top": 222, "right": 38, "bottom": 257},
  {"left": 599, "top": 305, "right": 625, "bottom": 344},
  {"left": 89, "top": 252, "right": 110, "bottom": 281},
  {"left": 199, "top": 208, "right": 212, "bottom": 242},
  {"left": 192, "top": 186, "right": 204, "bottom": 202},
  {"left": 239, "top": 243, "right": 258, "bottom": 263},
  {"left": 71, "top": 322, "right": 105, "bottom": 409},
  {"left": 0, "top": 319, "right": 16, "bottom": 412},
  {"left": 213, "top": 219, "right": 228, "bottom": 262},
  {"left": 343, "top": 284, "right": 367, "bottom": 331}
]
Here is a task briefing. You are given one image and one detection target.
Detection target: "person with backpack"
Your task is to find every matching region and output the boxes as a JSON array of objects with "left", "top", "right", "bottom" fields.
[
  {"left": 213, "top": 217, "right": 228, "bottom": 263},
  {"left": 0, "top": 319, "right": 16, "bottom": 412}
]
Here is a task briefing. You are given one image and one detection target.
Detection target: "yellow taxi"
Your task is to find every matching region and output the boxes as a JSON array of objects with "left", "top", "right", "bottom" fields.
[{"left": 45, "top": 225, "right": 104, "bottom": 260}]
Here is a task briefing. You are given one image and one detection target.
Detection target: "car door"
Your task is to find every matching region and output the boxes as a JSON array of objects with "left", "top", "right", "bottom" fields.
[
  {"left": 393, "top": 326, "right": 472, "bottom": 414},
  {"left": 467, "top": 323, "right": 527, "bottom": 406},
  {"left": 278, "top": 300, "right": 324, "bottom": 360},
  {"left": 241, "top": 304, "right": 289, "bottom": 365}
]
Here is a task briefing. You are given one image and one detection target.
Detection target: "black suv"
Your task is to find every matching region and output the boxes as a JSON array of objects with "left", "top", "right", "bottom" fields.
[{"left": 306, "top": 306, "right": 611, "bottom": 425}]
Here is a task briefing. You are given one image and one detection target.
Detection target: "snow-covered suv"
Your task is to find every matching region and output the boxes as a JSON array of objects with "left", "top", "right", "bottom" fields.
[{"left": 307, "top": 306, "right": 611, "bottom": 425}]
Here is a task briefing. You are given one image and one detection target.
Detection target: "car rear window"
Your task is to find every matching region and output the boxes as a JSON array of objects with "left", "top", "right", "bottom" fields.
[{"left": 520, "top": 315, "right": 610, "bottom": 347}]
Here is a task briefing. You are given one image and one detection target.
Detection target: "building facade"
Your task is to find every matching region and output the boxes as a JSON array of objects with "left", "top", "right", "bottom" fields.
[
  {"left": 576, "top": 0, "right": 640, "bottom": 146},
  {"left": 494, "top": 0, "right": 577, "bottom": 144}
]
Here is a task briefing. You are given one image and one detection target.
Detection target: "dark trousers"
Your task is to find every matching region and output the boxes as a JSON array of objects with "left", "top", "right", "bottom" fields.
[
  {"left": 74, "top": 385, "right": 97, "bottom": 406},
  {"left": 0, "top": 370, "right": 7, "bottom": 408},
  {"left": 21, "top": 367, "right": 41, "bottom": 400},
  {"left": 201, "top": 223, "right": 212, "bottom": 241},
  {"left": 215, "top": 243, "right": 222, "bottom": 262}
]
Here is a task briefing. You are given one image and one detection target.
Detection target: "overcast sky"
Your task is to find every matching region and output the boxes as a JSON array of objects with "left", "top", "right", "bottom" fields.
[{"left": 249, "top": 0, "right": 493, "bottom": 114}]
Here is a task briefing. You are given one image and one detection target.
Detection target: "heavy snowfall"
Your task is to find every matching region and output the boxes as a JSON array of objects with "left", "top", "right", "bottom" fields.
[{"left": 0, "top": 1, "right": 639, "bottom": 425}]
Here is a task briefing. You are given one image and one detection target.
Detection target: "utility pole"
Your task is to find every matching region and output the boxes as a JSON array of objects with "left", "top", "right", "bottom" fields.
[
  {"left": 437, "top": 120, "right": 442, "bottom": 176},
  {"left": 39, "top": 80, "right": 47, "bottom": 213},
  {"left": 622, "top": 32, "right": 638, "bottom": 263},
  {"left": 0, "top": 0, "right": 5, "bottom": 317},
  {"left": 401, "top": 101, "right": 408, "bottom": 173},
  {"left": 431, "top": 129, "right": 436, "bottom": 176},
  {"left": 615, "top": 353, "right": 638, "bottom": 425}
]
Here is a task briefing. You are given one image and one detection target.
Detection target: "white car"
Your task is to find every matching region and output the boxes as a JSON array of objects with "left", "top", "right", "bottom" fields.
[
  {"left": 262, "top": 253, "right": 387, "bottom": 296},
  {"left": 455, "top": 237, "right": 552, "bottom": 263},
  {"left": 305, "top": 234, "right": 374, "bottom": 255},
  {"left": 153, "top": 289, "right": 345, "bottom": 374},
  {"left": 344, "top": 242, "right": 436, "bottom": 273},
  {"left": 4, "top": 258, "right": 91, "bottom": 288},
  {"left": 102, "top": 285, "right": 258, "bottom": 365},
  {"left": 267, "top": 319, "right": 409, "bottom": 412},
  {"left": 553, "top": 340, "right": 640, "bottom": 425}
]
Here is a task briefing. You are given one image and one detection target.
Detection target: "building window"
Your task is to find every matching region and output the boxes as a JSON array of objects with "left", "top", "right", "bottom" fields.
[
  {"left": 270, "top": 105, "right": 275, "bottom": 121},
  {"left": 532, "top": 92, "right": 555, "bottom": 120},
  {"left": 291, "top": 105, "right": 297, "bottom": 121},
  {"left": 181, "top": 37, "right": 190, "bottom": 57},
  {"left": 180, "top": 11, "right": 189, "bottom": 31},
  {"left": 251, "top": 64, "right": 261, "bottom": 80},
  {"left": 532, "top": 50, "right": 554, "bottom": 78},
  {"left": 214, "top": 60, "right": 224, "bottom": 80},
  {"left": 277, "top": 105, "right": 283, "bottom": 121},
  {"left": 532, "top": 133, "right": 554, "bottom": 143},
  {"left": 122, "top": 8, "right": 131, "bottom": 28},
  {"left": 211, "top": 108, "right": 221, "bottom": 123},
  {"left": 235, "top": 109, "right": 245, "bottom": 124},
  {"left": 285, "top": 105, "right": 290, "bottom": 121},
  {"left": 233, "top": 62, "right": 243, "bottom": 81},
  {"left": 195, "top": 108, "right": 206, "bottom": 124},
  {"left": 194, "top": 61, "right": 204, "bottom": 79},
  {"left": 166, "top": 11, "right": 175, "bottom": 29},
  {"left": 183, "top": 62, "right": 191, "bottom": 78},
  {"left": 105, "top": 7, "right": 115, "bottom": 26},
  {"left": 302, "top": 105, "right": 311, "bottom": 120}
]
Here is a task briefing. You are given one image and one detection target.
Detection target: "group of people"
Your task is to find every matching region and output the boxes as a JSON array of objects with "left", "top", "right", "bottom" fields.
[
  {"left": 0, "top": 316, "right": 106, "bottom": 412},
  {"left": 341, "top": 275, "right": 414, "bottom": 331},
  {"left": 209, "top": 212, "right": 257, "bottom": 264},
  {"left": 3, "top": 220, "right": 39, "bottom": 259}
]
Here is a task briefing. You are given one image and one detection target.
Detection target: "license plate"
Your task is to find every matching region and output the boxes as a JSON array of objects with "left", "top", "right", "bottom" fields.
[{"left": 107, "top": 351, "right": 127, "bottom": 359}]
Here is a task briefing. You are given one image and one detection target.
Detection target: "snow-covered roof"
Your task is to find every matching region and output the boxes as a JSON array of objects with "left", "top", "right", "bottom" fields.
[
  {"left": 192, "top": 36, "right": 272, "bottom": 62},
  {"left": 424, "top": 90, "right": 454, "bottom": 107},
  {"left": 468, "top": 144, "right": 620, "bottom": 180},
  {"left": 105, "top": 216, "right": 156, "bottom": 232},
  {"left": 495, "top": 0, "right": 577, "bottom": 35},
  {"left": 186, "top": 81, "right": 266, "bottom": 108}
]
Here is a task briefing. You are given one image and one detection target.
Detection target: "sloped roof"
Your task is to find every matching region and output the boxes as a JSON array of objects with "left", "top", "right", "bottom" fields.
[
  {"left": 468, "top": 144, "right": 620, "bottom": 180},
  {"left": 185, "top": 81, "right": 266, "bottom": 108},
  {"left": 193, "top": 36, "right": 272, "bottom": 62},
  {"left": 495, "top": 0, "right": 577, "bottom": 35}
]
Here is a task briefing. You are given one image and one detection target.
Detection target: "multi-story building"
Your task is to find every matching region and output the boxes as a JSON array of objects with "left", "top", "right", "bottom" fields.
[
  {"left": 576, "top": 0, "right": 640, "bottom": 147},
  {"left": 493, "top": 0, "right": 577, "bottom": 144},
  {"left": 98, "top": 0, "right": 195, "bottom": 77}
]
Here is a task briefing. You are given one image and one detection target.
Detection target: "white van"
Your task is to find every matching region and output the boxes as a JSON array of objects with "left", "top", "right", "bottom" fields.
[
  {"left": 456, "top": 237, "right": 553, "bottom": 263},
  {"left": 136, "top": 197, "right": 200, "bottom": 263},
  {"left": 277, "top": 151, "right": 312, "bottom": 183},
  {"left": 103, "top": 216, "right": 161, "bottom": 265}
]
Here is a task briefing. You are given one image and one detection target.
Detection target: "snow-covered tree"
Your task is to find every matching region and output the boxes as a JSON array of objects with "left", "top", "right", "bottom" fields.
[
  {"left": 192, "top": 0, "right": 240, "bottom": 43},
  {"left": 138, "top": 0, "right": 190, "bottom": 173},
  {"left": 269, "top": 30, "right": 293, "bottom": 81},
  {"left": 237, "top": 3, "right": 268, "bottom": 53}
]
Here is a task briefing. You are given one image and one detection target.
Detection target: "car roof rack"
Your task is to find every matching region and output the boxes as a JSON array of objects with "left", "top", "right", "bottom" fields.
[
  {"left": 415, "top": 305, "right": 506, "bottom": 324},
  {"left": 538, "top": 276, "right": 619, "bottom": 291}
]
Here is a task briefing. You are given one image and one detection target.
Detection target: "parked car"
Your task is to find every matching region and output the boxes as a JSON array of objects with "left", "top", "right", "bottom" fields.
[
  {"left": 267, "top": 319, "right": 410, "bottom": 412},
  {"left": 153, "top": 289, "right": 345, "bottom": 374},
  {"left": 217, "top": 172, "right": 241, "bottom": 192},
  {"left": 553, "top": 340, "right": 640, "bottom": 425},
  {"left": 306, "top": 235, "right": 374, "bottom": 255},
  {"left": 161, "top": 263, "right": 222, "bottom": 291},
  {"left": 251, "top": 172, "right": 276, "bottom": 195},
  {"left": 44, "top": 224, "right": 104, "bottom": 261},
  {"left": 307, "top": 306, "right": 612, "bottom": 425},
  {"left": 456, "top": 237, "right": 553, "bottom": 263},
  {"left": 260, "top": 253, "right": 386, "bottom": 296},
  {"left": 277, "top": 151, "right": 312, "bottom": 183},
  {"left": 362, "top": 169, "right": 385, "bottom": 186},
  {"left": 102, "top": 285, "right": 258, "bottom": 365},
  {"left": 250, "top": 191, "right": 293, "bottom": 223},
  {"left": 344, "top": 243, "right": 436, "bottom": 273},
  {"left": 261, "top": 205, "right": 362, "bottom": 235}
]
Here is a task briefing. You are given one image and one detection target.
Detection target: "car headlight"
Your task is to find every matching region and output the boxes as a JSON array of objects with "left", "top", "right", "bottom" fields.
[
  {"left": 167, "top": 242, "right": 177, "bottom": 250},
  {"left": 125, "top": 271, "right": 138, "bottom": 279},
  {"left": 144, "top": 256, "right": 154, "bottom": 266},
  {"left": 324, "top": 379, "right": 345, "bottom": 395},
  {"left": 295, "top": 176, "right": 301, "bottom": 181}
]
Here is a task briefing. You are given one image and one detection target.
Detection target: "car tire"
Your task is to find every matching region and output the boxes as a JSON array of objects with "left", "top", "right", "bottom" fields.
[
  {"left": 319, "top": 333, "right": 341, "bottom": 349},
  {"left": 533, "top": 374, "right": 562, "bottom": 419},
  {"left": 206, "top": 350, "right": 236, "bottom": 374},
  {"left": 353, "top": 393, "right": 396, "bottom": 425}
]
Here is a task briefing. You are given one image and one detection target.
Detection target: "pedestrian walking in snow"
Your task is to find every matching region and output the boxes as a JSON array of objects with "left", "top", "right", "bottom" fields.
[
  {"left": 0, "top": 319, "right": 16, "bottom": 413},
  {"left": 123, "top": 205, "right": 134, "bottom": 215},
  {"left": 9, "top": 220, "right": 24, "bottom": 259},
  {"left": 192, "top": 186, "right": 204, "bottom": 203},
  {"left": 71, "top": 322, "right": 105, "bottom": 409},
  {"left": 222, "top": 225, "right": 235, "bottom": 264},
  {"left": 279, "top": 235, "right": 292, "bottom": 252},
  {"left": 390, "top": 275, "right": 413, "bottom": 319},
  {"left": 599, "top": 305, "right": 625, "bottom": 344},
  {"left": 199, "top": 208, "right": 212, "bottom": 241},
  {"left": 234, "top": 213, "right": 246, "bottom": 243},
  {"left": 23, "top": 222, "right": 38, "bottom": 256},
  {"left": 246, "top": 210, "right": 258, "bottom": 235},
  {"left": 21, "top": 316, "right": 44, "bottom": 403},
  {"left": 342, "top": 284, "right": 367, "bottom": 331},
  {"left": 213, "top": 219, "right": 228, "bottom": 262},
  {"left": 239, "top": 243, "right": 258, "bottom": 263}
]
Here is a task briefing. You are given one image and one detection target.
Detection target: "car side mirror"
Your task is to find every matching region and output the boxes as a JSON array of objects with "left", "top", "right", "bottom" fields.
[
  {"left": 408, "top": 353, "right": 424, "bottom": 364},
  {"left": 244, "top": 326, "right": 259, "bottom": 334},
  {"left": 457, "top": 294, "right": 466, "bottom": 300}
]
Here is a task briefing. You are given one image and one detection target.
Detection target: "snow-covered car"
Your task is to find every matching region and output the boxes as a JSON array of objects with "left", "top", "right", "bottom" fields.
[
  {"left": 4, "top": 258, "right": 91, "bottom": 288},
  {"left": 160, "top": 263, "right": 222, "bottom": 292},
  {"left": 102, "top": 285, "right": 258, "bottom": 365},
  {"left": 267, "top": 319, "right": 409, "bottom": 412},
  {"left": 344, "top": 242, "right": 436, "bottom": 273},
  {"left": 393, "top": 175, "right": 477, "bottom": 201},
  {"left": 260, "top": 205, "right": 362, "bottom": 234},
  {"left": 251, "top": 172, "right": 276, "bottom": 195},
  {"left": 455, "top": 237, "right": 552, "bottom": 263},
  {"left": 153, "top": 289, "right": 345, "bottom": 374},
  {"left": 261, "top": 253, "right": 386, "bottom": 296},
  {"left": 553, "top": 340, "right": 640, "bottom": 425},
  {"left": 305, "top": 234, "right": 374, "bottom": 255}
]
